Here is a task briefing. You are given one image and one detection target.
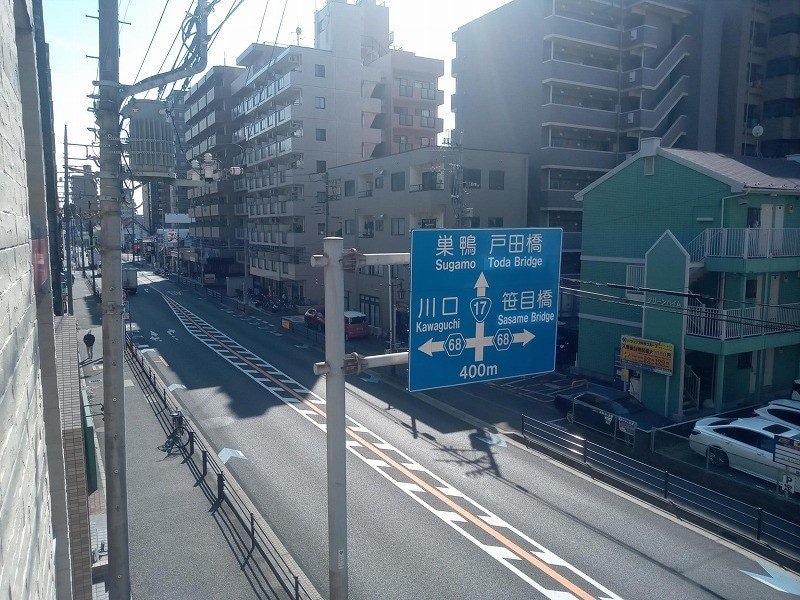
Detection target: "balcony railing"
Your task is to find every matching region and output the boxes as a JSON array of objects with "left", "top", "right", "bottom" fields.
[
  {"left": 686, "top": 228, "right": 800, "bottom": 262},
  {"left": 686, "top": 300, "right": 800, "bottom": 340}
]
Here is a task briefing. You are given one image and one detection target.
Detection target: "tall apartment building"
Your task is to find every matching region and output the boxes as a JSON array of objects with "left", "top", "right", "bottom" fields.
[
  {"left": 452, "top": 0, "right": 777, "bottom": 237},
  {"left": 182, "top": 65, "right": 245, "bottom": 278},
  {"left": 223, "top": 0, "right": 443, "bottom": 302},
  {"left": 166, "top": 91, "right": 190, "bottom": 215}
]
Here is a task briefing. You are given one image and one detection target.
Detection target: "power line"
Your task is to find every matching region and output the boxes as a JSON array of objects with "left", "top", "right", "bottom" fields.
[
  {"left": 561, "top": 286, "right": 800, "bottom": 333},
  {"left": 133, "top": 0, "right": 172, "bottom": 85},
  {"left": 255, "top": 0, "right": 270, "bottom": 43}
]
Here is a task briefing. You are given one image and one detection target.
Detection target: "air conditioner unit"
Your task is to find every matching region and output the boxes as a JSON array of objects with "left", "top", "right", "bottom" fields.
[
  {"left": 293, "top": 129, "right": 304, "bottom": 137},
  {"left": 289, "top": 55, "right": 299, "bottom": 63}
]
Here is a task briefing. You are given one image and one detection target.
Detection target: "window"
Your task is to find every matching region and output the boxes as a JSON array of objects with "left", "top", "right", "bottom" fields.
[
  {"left": 318, "top": 222, "right": 325, "bottom": 235},
  {"left": 316, "top": 191, "right": 326, "bottom": 204},
  {"left": 344, "top": 180, "right": 355, "bottom": 197},
  {"left": 394, "top": 106, "right": 413, "bottom": 126},
  {"left": 396, "top": 77, "right": 413, "bottom": 97},
  {"left": 391, "top": 171, "right": 405, "bottom": 191},
  {"left": 644, "top": 156, "right": 655, "bottom": 176},
  {"left": 419, "top": 81, "right": 437, "bottom": 100},
  {"left": 419, "top": 136, "right": 432, "bottom": 147},
  {"left": 316, "top": 128, "right": 327, "bottom": 141},
  {"left": 394, "top": 134, "right": 412, "bottom": 152},
  {"left": 767, "top": 408, "right": 800, "bottom": 427},
  {"left": 716, "top": 427, "right": 761, "bottom": 447},
  {"left": 743, "top": 103, "right": 761, "bottom": 127},
  {"left": 488, "top": 217, "right": 503, "bottom": 228},
  {"left": 751, "top": 21, "right": 768, "bottom": 48},
  {"left": 344, "top": 219, "right": 354, "bottom": 235},
  {"left": 737, "top": 352, "right": 753, "bottom": 370},
  {"left": 374, "top": 219, "right": 384, "bottom": 232},
  {"left": 391, "top": 217, "right": 406, "bottom": 235},
  {"left": 315, "top": 64, "right": 326, "bottom": 77},
  {"left": 360, "top": 294, "right": 380, "bottom": 327},
  {"left": 488, "top": 170, "right": 505, "bottom": 190},
  {"left": 375, "top": 176, "right": 384, "bottom": 189},
  {"left": 316, "top": 160, "right": 327, "bottom": 173},
  {"left": 463, "top": 168, "right": 481, "bottom": 189},
  {"left": 421, "top": 171, "right": 439, "bottom": 190},
  {"left": 315, "top": 96, "right": 326, "bottom": 109},
  {"left": 463, "top": 217, "right": 480, "bottom": 228},
  {"left": 416, "top": 108, "right": 435, "bottom": 128}
]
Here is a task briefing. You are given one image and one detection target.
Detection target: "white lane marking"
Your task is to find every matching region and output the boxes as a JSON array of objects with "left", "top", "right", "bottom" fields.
[{"left": 164, "top": 297, "right": 623, "bottom": 600}]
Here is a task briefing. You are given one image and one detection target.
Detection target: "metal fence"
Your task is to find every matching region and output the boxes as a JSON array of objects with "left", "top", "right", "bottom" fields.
[
  {"left": 125, "top": 334, "right": 317, "bottom": 600},
  {"left": 521, "top": 415, "right": 800, "bottom": 559}
]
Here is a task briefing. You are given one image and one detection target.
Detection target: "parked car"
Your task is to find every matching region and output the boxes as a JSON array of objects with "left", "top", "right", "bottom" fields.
[
  {"left": 304, "top": 307, "right": 325, "bottom": 329},
  {"left": 689, "top": 417, "right": 800, "bottom": 484},
  {"left": 553, "top": 389, "right": 671, "bottom": 431},
  {"left": 303, "top": 308, "right": 370, "bottom": 340},
  {"left": 754, "top": 399, "right": 800, "bottom": 429}
]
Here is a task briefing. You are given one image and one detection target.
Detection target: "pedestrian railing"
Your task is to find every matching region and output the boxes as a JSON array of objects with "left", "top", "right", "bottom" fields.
[
  {"left": 521, "top": 415, "right": 800, "bottom": 559},
  {"left": 125, "top": 333, "right": 318, "bottom": 600}
]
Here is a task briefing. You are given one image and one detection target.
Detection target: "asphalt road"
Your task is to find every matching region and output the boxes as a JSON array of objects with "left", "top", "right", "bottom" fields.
[{"left": 126, "top": 269, "right": 800, "bottom": 600}]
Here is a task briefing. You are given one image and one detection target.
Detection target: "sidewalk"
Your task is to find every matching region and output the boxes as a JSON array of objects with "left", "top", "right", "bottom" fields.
[{"left": 71, "top": 274, "right": 308, "bottom": 599}]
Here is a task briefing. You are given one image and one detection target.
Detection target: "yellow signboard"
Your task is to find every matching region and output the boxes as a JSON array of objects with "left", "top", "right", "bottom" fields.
[{"left": 620, "top": 335, "right": 674, "bottom": 376}]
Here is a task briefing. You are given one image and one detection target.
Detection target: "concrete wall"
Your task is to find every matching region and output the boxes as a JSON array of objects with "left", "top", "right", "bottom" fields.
[{"left": 0, "top": 0, "right": 57, "bottom": 598}]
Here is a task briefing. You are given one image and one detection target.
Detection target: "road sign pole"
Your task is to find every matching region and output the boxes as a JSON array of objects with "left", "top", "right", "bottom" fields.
[{"left": 321, "top": 237, "right": 348, "bottom": 600}]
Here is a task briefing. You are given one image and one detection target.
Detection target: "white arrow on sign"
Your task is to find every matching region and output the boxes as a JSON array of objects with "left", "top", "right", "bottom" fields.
[
  {"left": 418, "top": 338, "right": 445, "bottom": 356},
  {"left": 741, "top": 561, "right": 800, "bottom": 595},
  {"left": 513, "top": 330, "right": 535, "bottom": 346},
  {"left": 419, "top": 329, "right": 535, "bottom": 356},
  {"left": 474, "top": 272, "right": 489, "bottom": 297},
  {"left": 218, "top": 448, "right": 247, "bottom": 464}
]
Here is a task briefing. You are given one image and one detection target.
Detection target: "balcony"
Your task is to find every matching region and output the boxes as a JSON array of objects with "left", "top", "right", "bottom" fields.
[
  {"left": 623, "top": 35, "right": 691, "bottom": 91},
  {"left": 540, "top": 103, "right": 617, "bottom": 130},
  {"left": 544, "top": 14, "right": 620, "bottom": 48},
  {"left": 541, "top": 60, "right": 619, "bottom": 90},
  {"left": 539, "top": 189, "right": 586, "bottom": 210},
  {"left": 540, "top": 146, "right": 618, "bottom": 170},
  {"left": 686, "top": 228, "right": 800, "bottom": 272},
  {"left": 686, "top": 300, "right": 800, "bottom": 343},
  {"left": 623, "top": 25, "right": 659, "bottom": 51}
]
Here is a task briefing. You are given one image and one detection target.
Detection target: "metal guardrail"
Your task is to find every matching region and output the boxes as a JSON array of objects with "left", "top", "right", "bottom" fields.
[
  {"left": 521, "top": 415, "right": 800, "bottom": 558},
  {"left": 124, "top": 334, "right": 316, "bottom": 600}
]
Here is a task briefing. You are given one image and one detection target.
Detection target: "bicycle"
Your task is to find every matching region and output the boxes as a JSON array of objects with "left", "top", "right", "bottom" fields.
[{"left": 163, "top": 407, "right": 190, "bottom": 451}]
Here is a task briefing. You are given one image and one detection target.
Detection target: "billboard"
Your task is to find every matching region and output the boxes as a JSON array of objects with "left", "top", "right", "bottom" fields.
[{"left": 620, "top": 335, "right": 674, "bottom": 376}]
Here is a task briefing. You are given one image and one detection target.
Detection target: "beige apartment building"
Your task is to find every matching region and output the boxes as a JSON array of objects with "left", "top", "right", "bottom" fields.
[
  {"left": 223, "top": 0, "right": 444, "bottom": 303},
  {"left": 327, "top": 147, "right": 529, "bottom": 336}
]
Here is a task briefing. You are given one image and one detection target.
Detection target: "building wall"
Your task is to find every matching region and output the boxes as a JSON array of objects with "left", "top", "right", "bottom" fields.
[
  {"left": 328, "top": 147, "right": 528, "bottom": 332},
  {"left": 0, "top": 0, "right": 57, "bottom": 597}
]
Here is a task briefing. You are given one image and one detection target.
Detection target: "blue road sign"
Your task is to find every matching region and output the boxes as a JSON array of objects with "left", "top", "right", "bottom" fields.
[{"left": 409, "top": 228, "right": 562, "bottom": 392}]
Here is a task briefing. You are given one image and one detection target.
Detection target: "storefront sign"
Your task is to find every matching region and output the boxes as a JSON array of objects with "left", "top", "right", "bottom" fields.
[{"left": 620, "top": 335, "right": 674, "bottom": 376}]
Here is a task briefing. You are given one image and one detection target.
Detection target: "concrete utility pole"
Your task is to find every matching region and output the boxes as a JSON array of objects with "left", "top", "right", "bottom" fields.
[
  {"left": 312, "top": 238, "right": 348, "bottom": 600},
  {"left": 63, "top": 125, "right": 74, "bottom": 315},
  {"left": 97, "top": 0, "right": 130, "bottom": 596}
]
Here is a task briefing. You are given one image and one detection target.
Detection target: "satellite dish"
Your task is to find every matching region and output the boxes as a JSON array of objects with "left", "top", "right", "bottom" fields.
[{"left": 752, "top": 125, "right": 764, "bottom": 138}]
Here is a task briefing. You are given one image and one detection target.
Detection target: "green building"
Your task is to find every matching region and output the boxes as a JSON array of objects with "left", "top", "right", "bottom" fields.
[{"left": 575, "top": 138, "right": 800, "bottom": 417}]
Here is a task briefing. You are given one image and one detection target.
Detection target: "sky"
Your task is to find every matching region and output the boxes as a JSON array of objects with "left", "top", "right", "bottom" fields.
[{"left": 43, "top": 0, "right": 513, "bottom": 177}]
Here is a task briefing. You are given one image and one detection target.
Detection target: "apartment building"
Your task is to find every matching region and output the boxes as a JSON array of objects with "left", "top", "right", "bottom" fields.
[
  {"left": 225, "top": 0, "right": 443, "bottom": 302},
  {"left": 575, "top": 138, "right": 800, "bottom": 416},
  {"left": 452, "top": 0, "right": 776, "bottom": 232},
  {"left": 182, "top": 65, "right": 244, "bottom": 279},
  {"left": 326, "top": 146, "right": 529, "bottom": 334}
]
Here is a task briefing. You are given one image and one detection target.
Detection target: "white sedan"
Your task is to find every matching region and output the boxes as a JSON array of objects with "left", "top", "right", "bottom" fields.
[
  {"left": 754, "top": 399, "right": 800, "bottom": 430},
  {"left": 689, "top": 417, "right": 800, "bottom": 485}
]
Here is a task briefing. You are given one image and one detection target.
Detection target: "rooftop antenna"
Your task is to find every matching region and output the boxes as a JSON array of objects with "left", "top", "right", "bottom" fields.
[
  {"left": 295, "top": 26, "right": 302, "bottom": 46},
  {"left": 752, "top": 124, "right": 763, "bottom": 158}
]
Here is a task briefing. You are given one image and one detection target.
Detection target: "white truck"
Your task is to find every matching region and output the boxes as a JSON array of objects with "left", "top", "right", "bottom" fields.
[{"left": 122, "top": 268, "right": 138, "bottom": 295}]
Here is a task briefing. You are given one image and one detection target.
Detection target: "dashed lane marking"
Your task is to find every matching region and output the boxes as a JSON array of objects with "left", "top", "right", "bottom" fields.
[{"left": 160, "top": 295, "right": 622, "bottom": 600}]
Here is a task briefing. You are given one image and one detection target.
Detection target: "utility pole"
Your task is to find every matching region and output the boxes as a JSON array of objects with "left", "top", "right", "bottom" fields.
[
  {"left": 98, "top": 0, "right": 130, "bottom": 597},
  {"left": 63, "top": 125, "right": 74, "bottom": 314}
]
